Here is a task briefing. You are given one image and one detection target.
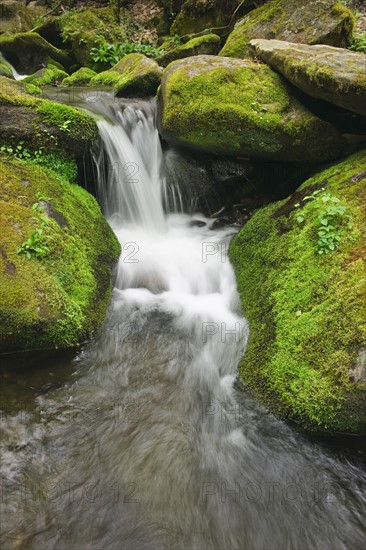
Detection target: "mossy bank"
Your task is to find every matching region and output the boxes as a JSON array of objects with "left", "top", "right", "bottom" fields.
[
  {"left": 0, "top": 157, "right": 121, "bottom": 352},
  {"left": 230, "top": 151, "right": 366, "bottom": 434}
]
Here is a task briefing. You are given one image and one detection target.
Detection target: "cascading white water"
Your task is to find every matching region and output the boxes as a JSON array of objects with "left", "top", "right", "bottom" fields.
[
  {"left": 1, "top": 93, "right": 365, "bottom": 550},
  {"left": 0, "top": 53, "right": 28, "bottom": 80}
]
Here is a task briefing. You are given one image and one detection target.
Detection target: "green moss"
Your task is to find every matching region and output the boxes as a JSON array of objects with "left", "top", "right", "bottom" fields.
[
  {"left": 24, "top": 64, "right": 68, "bottom": 89},
  {"left": 61, "top": 67, "right": 96, "bottom": 87},
  {"left": 157, "top": 33, "right": 220, "bottom": 66},
  {"left": 229, "top": 150, "right": 366, "bottom": 433},
  {"left": 112, "top": 54, "right": 162, "bottom": 97},
  {"left": 35, "top": 100, "right": 98, "bottom": 142},
  {"left": 23, "top": 83, "right": 42, "bottom": 95},
  {"left": 0, "top": 156, "right": 121, "bottom": 351},
  {"left": 159, "top": 56, "right": 345, "bottom": 161},
  {"left": 220, "top": 0, "right": 354, "bottom": 58},
  {"left": 0, "top": 76, "right": 98, "bottom": 161},
  {"left": 89, "top": 70, "right": 121, "bottom": 87}
]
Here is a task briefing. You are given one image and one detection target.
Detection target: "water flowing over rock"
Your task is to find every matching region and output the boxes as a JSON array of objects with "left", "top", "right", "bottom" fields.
[
  {"left": 220, "top": 0, "right": 354, "bottom": 59},
  {"left": 158, "top": 54, "right": 346, "bottom": 162},
  {"left": 249, "top": 39, "right": 366, "bottom": 116}
]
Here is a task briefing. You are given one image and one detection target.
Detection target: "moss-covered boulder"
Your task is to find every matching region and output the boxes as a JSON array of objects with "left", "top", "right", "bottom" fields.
[
  {"left": 170, "top": 0, "right": 249, "bottom": 37},
  {"left": 0, "top": 156, "right": 120, "bottom": 352},
  {"left": 249, "top": 39, "right": 366, "bottom": 117},
  {"left": 24, "top": 64, "right": 69, "bottom": 90},
  {"left": 91, "top": 54, "right": 163, "bottom": 97},
  {"left": 220, "top": 0, "right": 354, "bottom": 59},
  {"left": 230, "top": 150, "right": 366, "bottom": 434},
  {"left": 0, "top": 53, "right": 14, "bottom": 78},
  {"left": 0, "top": 32, "right": 73, "bottom": 74},
  {"left": 114, "top": 54, "right": 163, "bottom": 97},
  {"left": 0, "top": 77, "right": 98, "bottom": 161},
  {"left": 156, "top": 34, "right": 220, "bottom": 67},
  {"left": 61, "top": 67, "right": 97, "bottom": 87},
  {"left": 158, "top": 55, "right": 345, "bottom": 162}
]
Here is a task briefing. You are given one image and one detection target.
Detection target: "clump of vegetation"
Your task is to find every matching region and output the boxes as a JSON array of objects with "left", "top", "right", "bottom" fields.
[
  {"left": 90, "top": 39, "right": 161, "bottom": 68},
  {"left": 0, "top": 141, "right": 77, "bottom": 182},
  {"left": 17, "top": 195, "right": 53, "bottom": 260},
  {"left": 349, "top": 31, "right": 366, "bottom": 52},
  {"left": 294, "top": 188, "right": 353, "bottom": 255}
]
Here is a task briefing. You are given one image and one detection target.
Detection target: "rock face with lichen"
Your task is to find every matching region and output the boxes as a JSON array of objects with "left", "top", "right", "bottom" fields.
[
  {"left": 157, "top": 34, "right": 221, "bottom": 67},
  {"left": 158, "top": 55, "right": 345, "bottom": 162},
  {"left": 0, "top": 157, "right": 120, "bottom": 352},
  {"left": 249, "top": 39, "right": 366, "bottom": 116},
  {"left": 220, "top": 0, "right": 354, "bottom": 59},
  {"left": 0, "top": 32, "right": 73, "bottom": 74},
  {"left": 229, "top": 150, "right": 366, "bottom": 434},
  {"left": 0, "top": 77, "right": 98, "bottom": 162}
]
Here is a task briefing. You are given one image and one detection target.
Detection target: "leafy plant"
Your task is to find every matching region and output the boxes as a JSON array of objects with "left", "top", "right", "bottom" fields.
[
  {"left": 59, "top": 119, "right": 72, "bottom": 133},
  {"left": 349, "top": 31, "right": 366, "bottom": 53},
  {"left": 90, "top": 41, "right": 122, "bottom": 66},
  {"left": 294, "top": 189, "right": 353, "bottom": 255},
  {"left": 17, "top": 227, "right": 51, "bottom": 260},
  {"left": 90, "top": 39, "right": 160, "bottom": 67}
]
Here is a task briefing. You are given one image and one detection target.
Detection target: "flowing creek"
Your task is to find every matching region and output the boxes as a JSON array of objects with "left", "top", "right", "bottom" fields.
[{"left": 1, "top": 94, "right": 365, "bottom": 550}]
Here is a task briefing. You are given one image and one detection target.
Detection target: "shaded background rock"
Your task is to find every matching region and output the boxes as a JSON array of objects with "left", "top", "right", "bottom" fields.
[{"left": 220, "top": 0, "right": 354, "bottom": 58}]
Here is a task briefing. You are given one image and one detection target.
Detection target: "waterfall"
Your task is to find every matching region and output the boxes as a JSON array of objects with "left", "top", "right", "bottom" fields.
[
  {"left": 94, "top": 100, "right": 166, "bottom": 231},
  {"left": 0, "top": 52, "right": 27, "bottom": 80}
]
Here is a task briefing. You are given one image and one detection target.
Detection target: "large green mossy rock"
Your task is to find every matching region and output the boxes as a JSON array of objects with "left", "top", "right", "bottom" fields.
[
  {"left": 249, "top": 39, "right": 366, "bottom": 117},
  {"left": 0, "top": 77, "right": 98, "bottom": 161},
  {"left": 230, "top": 150, "right": 366, "bottom": 434},
  {"left": 156, "top": 34, "right": 221, "bottom": 67},
  {"left": 0, "top": 32, "right": 73, "bottom": 74},
  {"left": 0, "top": 157, "right": 121, "bottom": 352},
  {"left": 158, "top": 55, "right": 345, "bottom": 162},
  {"left": 114, "top": 54, "right": 162, "bottom": 97},
  {"left": 90, "top": 54, "right": 163, "bottom": 97},
  {"left": 220, "top": 0, "right": 354, "bottom": 59}
]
